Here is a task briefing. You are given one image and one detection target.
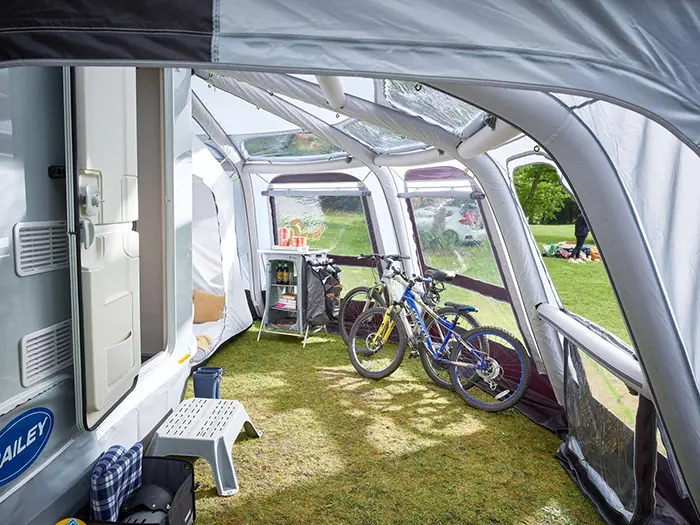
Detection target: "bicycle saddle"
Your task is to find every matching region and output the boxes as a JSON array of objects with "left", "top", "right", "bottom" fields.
[
  {"left": 424, "top": 269, "right": 456, "bottom": 282},
  {"left": 444, "top": 302, "right": 479, "bottom": 313}
]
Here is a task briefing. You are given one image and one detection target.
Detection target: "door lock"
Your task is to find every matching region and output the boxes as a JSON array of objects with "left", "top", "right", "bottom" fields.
[{"left": 79, "top": 184, "right": 101, "bottom": 217}]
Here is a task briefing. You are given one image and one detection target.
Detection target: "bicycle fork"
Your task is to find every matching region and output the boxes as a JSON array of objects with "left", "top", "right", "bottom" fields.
[{"left": 371, "top": 308, "right": 396, "bottom": 346}]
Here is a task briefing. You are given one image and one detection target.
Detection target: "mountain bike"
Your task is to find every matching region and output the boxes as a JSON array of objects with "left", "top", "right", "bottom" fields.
[
  {"left": 338, "top": 254, "right": 478, "bottom": 346},
  {"left": 347, "top": 264, "right": 531, "bottom": 412}
]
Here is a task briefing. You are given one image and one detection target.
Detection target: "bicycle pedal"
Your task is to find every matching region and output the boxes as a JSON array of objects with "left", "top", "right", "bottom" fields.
[{"left": 408, "top": 350, "right": 419, "bottom": 359}]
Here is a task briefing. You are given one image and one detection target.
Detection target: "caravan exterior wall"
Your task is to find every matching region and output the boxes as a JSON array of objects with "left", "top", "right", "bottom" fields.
[{"left": 0, "top": 68, "right": 195, "bottom": 524}]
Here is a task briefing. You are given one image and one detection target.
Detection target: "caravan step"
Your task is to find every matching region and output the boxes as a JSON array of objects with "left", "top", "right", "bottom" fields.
[{"left": 148, "top": 398, "right": 261, "bottom": 496}]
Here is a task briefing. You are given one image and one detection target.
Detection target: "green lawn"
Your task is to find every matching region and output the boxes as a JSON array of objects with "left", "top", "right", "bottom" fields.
[
  {"left": 302, "top": 213, "right": 629, "bottom": 353},
  {"left": 529, "top": 224, "right": 629, "bottom": 344},
  {"left": 424, "top": 239, "right": 503, "bottom": 286},
  {"left": 285, "top": 209, "right": 377, "bottom": 292},
  {"left": 190, "top": 326, "right": 602, "bottom": 525},
  {"left": 303, "top": 211, "right": 373, "bottom": 256},
  {"left": 528, "top": 224, "right": 591, "bottom": 247},
  {"left": 186, "top": 219, "right": 639, "bottom": 523}
]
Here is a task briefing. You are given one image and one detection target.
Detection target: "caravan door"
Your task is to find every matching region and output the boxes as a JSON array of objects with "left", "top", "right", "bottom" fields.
[{"left": 66, "top": 67, "right": 141, "bottom": 431}]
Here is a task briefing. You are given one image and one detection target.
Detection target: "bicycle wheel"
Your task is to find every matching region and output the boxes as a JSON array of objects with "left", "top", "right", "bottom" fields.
[
  {"left": 338, "top": 286, "right": 387, "bottom": 345},
  {"left": 420, "top": 307, "right": 482, "bottom": 390},
  {"left": 448, "top": 326, "right": 531, "bottom": 412},
  {"left": 348, "top": 307, "right": 408, "bottom": 379}
]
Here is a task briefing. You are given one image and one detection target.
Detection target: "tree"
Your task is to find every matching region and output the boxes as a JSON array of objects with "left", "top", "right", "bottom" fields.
[{"left": 513, "top": 164, "right": 573, "bottom": 224}]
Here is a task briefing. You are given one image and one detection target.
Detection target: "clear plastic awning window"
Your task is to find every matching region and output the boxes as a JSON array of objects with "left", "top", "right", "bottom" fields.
[
  {"left": 342, "top": 120, "right": 427, "bottom": 153},
  {"left": 384, "top": 80, "right": 482, "bottom": 136},
  {"left": 240, "top": 131, "right": 345, "bottom": 159}
]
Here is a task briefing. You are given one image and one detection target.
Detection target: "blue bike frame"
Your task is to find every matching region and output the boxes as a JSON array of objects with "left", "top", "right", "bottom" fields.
[{"left": 399, "top": 285, "right": 488, "bottom": 370}]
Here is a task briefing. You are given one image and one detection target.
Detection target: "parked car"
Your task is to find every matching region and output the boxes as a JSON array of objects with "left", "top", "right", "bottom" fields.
[{"left": 413, "top": 205, "right": 488, "bottom": 246}]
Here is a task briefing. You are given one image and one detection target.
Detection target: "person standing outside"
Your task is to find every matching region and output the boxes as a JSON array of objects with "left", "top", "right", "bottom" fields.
[{"left": 570, "top": 211, "right": 589, "bottom": 262}]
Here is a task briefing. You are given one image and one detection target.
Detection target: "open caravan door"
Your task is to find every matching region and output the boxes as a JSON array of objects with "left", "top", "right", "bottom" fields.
[{"left": 66, "top": 67, "right": 141, "bottom": 431}]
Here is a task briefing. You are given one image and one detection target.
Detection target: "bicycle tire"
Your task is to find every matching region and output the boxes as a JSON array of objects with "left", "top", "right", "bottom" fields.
[
  {"left": 348, "top": 307, "right": 408, "bottom": 379},
  {"left": 448, "top": 326, "right": 531, "bottom": 413},
  {"left": 420, "top": 307, "right": 482, "bottom": 390},
  {"left": 338, "top": 286, "right": 387, "bottom": 345}
]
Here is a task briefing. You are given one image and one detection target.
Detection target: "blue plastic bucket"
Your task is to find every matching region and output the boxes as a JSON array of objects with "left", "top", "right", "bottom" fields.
[{"left": 193, "top": 367, "right": 223, "bottom": 399}]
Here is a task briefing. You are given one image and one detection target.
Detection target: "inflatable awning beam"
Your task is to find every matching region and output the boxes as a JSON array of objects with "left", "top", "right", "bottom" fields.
[
  {"left": 315, "top": 75, "right": 345, "bottom": 109},
  {"left": 537, "top": 303, "right": 650, "bottom": 399},
  {"left": 242, "top": 157, "right": 366, "bottom": 174},
  {"left": 459, "top": 111, "right": 487, "bottom": 140},
  {"left": 373, "top": 147, "right": 444, "bottom": 167},
  {"left": 457, "top": 119, "right": 521, "bottom": 159}
]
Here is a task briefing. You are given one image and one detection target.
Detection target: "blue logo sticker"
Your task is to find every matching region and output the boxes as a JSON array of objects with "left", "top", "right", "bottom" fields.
[{"left": 0, "top": 407, "right": 53, "bottom": 488}]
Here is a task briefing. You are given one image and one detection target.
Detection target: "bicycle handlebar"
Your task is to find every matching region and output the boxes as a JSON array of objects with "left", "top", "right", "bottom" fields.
[{"left": 359, "top": 253, "right": 410, "bottom": 261}]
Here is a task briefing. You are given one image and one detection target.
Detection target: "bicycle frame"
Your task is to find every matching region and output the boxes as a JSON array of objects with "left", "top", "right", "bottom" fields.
[{"left": 371, "top": 273, "right": 489, "bottom": 371}]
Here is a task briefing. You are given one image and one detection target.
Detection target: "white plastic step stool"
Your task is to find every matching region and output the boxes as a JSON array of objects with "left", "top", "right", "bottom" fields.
[{"left": 148, "top": 398, "right": 261, "bottom": 496}]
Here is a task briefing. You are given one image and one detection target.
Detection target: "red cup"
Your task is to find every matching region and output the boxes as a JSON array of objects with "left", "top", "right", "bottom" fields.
[
  {"left": 279, "top": 227, "right": 292, "bottom": 247},
  {"left": 292, "top": 236, "right": 307, "bottom": 248}
]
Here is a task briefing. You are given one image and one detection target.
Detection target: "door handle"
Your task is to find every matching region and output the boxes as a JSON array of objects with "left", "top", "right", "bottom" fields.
[{"left": 79, "top": 219, "right": 95, "bottom": 249}]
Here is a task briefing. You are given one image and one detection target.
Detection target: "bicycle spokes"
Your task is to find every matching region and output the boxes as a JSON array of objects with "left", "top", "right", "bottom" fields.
[
  {"left": 449, "top": 327, "right": 531, "bottom": 412},
  {"left": 350, "top": 308, "right": 404, "bottom": 375}
]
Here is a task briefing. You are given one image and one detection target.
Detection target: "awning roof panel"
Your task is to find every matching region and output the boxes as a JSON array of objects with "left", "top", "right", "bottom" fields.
[
  {"left": 278, "top": 93, "right": 349, "bottom": 125},
  {"left": 192, "top": 76, "right": 300, "bottom": 136},
  {"left": 384, "top": 80, "right": 482, "bottom": 136},
  {"left": 342, "top": 120, "right": 427, "bottom": 153}
]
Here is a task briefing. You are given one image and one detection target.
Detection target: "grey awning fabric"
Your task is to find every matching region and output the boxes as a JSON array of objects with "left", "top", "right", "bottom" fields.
[
  {"left": 211, "top": 0, "right": 700, "bottom": 153},
  {"left": 3, "top": 1, "right": 700, "bottom": 154}
]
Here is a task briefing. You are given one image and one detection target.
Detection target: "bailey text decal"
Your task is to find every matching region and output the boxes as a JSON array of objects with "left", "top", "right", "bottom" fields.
[{"left": 0, "top": 407, "right": 54, "bottom": 488}]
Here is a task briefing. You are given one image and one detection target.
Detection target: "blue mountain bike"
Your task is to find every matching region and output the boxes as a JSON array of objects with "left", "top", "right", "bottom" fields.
[{"left": 347, "top": 264, "right": 531, "bottom": 412}]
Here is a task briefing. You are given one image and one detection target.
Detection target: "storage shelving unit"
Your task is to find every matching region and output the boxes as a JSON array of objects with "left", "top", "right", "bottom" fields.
[{"left": 257, "top": 248, "right": 329, "bottom": 346}]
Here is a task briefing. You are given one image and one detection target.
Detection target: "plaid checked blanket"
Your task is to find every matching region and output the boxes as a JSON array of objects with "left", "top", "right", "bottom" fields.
[{"left": 90, "top": 443, "right": 143, "bottom": 522}]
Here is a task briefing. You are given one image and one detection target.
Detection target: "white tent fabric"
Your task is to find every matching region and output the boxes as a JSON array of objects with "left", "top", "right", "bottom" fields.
[
  {"left": 192, "top": 177, "right": 225, "bottom": 296},
  {"left": 193, "top": 75, "right": 298, "bottom": 137},
  {"left": 192, "top": 137, "right": 253, "bottom": 363},
  {"left": 572, "top": 100, "right": 700, "bottom": 383},
  {"left": 430, "top": 81, "right": 700, "bottom": 504},
  {"left": 192, "top": 92, "right": 244, "bottom": 168}
]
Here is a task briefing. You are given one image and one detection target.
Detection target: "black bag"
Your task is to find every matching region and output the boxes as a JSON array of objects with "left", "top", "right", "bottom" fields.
[
  {"left": 305, "top": 259, "right": 343, "bottom": 326},
  {"left": 81, "top": 457, "right": 195, "bottom": 525}
]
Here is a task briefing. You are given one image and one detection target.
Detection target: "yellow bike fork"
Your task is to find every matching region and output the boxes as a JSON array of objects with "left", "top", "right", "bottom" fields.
[{"left": 372, "top": 308, "right": 396, "bottom": 345}]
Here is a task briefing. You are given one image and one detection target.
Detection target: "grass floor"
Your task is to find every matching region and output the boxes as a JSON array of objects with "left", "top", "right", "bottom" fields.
[
  {"left": 189, "top": 326, "right": 602, "bottom": 525},
  {"left": 529, "top": 224, "right": 629, "bottom": 343}
]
